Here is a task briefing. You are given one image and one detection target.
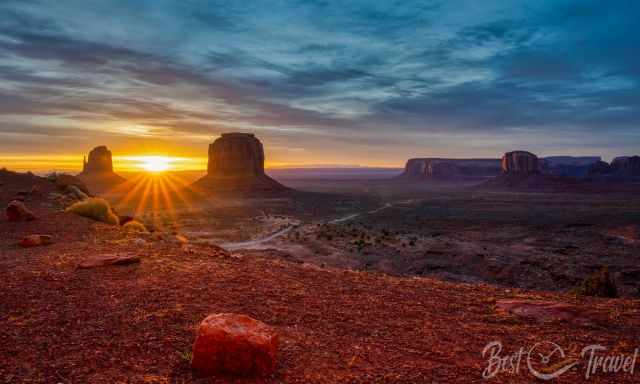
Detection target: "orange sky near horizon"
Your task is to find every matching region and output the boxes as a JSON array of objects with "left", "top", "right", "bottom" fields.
[{"left": 0, "top": 154, "right": 403, "bottom": 174}]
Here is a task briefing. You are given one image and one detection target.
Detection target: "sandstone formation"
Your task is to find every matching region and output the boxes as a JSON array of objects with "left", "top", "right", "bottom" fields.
[
  {"left": 192, "top": 133, "right": 287, "bottom": 194},
  {"left": 83, "top": 146, "right": 113, "bottom": 173},
  {"left": 587, "top": 160, "right": 613, "bottom": 176},
  {"left": 586, "top": 156, "right": 640, "bottom": 178},
  {"left": 501, "top": 151, "right": 540, "bottom": 175},
  {"left": 191, "top": 313, "right": 278, "bottom": 377},
  {"left": 207, "top": 133, "right": 265, "bottom": 177},
  {"left": 77, "top": 146, "right": 126, "bottom": 192},
  {"left": 399, "top": 158, "right": 501, "bottom": 180},
  {"left": 541, "top": 156, "right": 601, "bottom": 177},
  {"left": 611, "top": 156, "right": 640, "bottom": 177},
  {"left": 542, "top": 156, "right": 601, "bottom": 167}
]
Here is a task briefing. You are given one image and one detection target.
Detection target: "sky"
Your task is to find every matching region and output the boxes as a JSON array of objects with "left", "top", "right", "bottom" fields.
[{"left": 0, "top": 0, "right": 639, "bottom": 171}]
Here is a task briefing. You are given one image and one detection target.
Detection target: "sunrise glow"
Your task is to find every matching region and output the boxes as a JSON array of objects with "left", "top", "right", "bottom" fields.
[{"left": 137, "top": 156, "right": 172, "bottom": 172}]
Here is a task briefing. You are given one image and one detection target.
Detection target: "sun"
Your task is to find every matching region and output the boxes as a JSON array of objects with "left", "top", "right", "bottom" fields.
[{"left": 139, "top": 156, "right": 171, "bottom": 173}]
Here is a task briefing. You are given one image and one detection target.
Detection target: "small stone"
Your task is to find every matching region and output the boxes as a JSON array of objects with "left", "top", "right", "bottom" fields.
[
  {"left": 191, "top": 313, "right": 278, "bottom": 377},
  {"left": 6, "top": 200, "right": 36, "bottom": 222},
  {"left": 131, "top": 238, "right": 147, "bottom": 247},
  {"left": 118, "top": 215, "right": 135, "bottom": 226},
  {"left": 77, "top": 254, "right": 140, "bottom": 269},
  {"left": 174, "top": 234, "right": 188, "bottom": 244},
  {"left": 495, "top": 299, "right": 604, "bottom": 326},
  {"left": 19, "top": 235, "right": 52, "bottom": 247}
]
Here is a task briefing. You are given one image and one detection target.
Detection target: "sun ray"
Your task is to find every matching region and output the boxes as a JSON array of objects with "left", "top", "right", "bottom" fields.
[
  {"left": 134, "top": 177, "right": 154, "bottom": 219},
  {"left": 164, "top": 173, "right": 201, "bottom": 214},
  {"left": 158, "top": 176, "right": 178, "bottom": 226},
  {"left": 151, "top": 176, "right": 161, "bottom": 230},
  {"left": 116, "top": 174, "right": 151, "bottom": 211}
]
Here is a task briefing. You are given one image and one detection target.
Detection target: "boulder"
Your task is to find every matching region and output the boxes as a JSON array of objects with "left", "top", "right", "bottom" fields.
[
  {"left": 19, "top": 234, "right": 52, "bottom": 247},
  {"left": 192, "top": 133, "right": 287, "bottom": 193},
  {"left": 77, "top": 254, "right": 140, "bottom": 269},
  {"left": 501, "top": 151, "right": 540, "bottom": 175},
  {"left": 118, "top": 215, "right": 135, "bottom": 226},
  {"left": 191, "top": 313, "right": 278, "bottom": 377},
  {"left": 65, "top": 185, "right": 89, "bottom": 201},
  {"left": 6, "top": 200, "right": 35, "bottom": 222}
]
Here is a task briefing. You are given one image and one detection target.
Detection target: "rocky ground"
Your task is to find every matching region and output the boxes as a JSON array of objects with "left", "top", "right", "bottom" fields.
[{"left": 2, "top": 172, "right": 640, "bottom": 383}]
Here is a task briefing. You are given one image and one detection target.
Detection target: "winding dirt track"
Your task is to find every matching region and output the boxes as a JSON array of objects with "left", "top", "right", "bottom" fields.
[{"left": 222, "top": 202, "right": 399, "bottom": 250}]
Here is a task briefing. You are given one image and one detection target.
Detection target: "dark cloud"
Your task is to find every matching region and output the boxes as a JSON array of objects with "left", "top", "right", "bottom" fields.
[{"left": 0, "top": 0, "right": 638, "bottom": 164}]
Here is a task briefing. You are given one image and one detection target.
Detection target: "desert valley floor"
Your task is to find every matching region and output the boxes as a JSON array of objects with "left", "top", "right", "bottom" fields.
[{"left": 2, "top": 171, "right": 640, "bottom": 383}]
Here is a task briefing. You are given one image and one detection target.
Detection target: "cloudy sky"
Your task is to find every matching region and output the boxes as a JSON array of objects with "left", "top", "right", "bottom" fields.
[{"left": 1, "top": 0, "right": 639, "bottom": 171}]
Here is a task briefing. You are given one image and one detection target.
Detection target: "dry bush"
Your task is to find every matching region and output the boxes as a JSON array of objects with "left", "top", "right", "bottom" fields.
[
  {"left": 123, "top": 220, "right": 148, "bottom": 233},
  {"left": 65, "top": 197, "right": 119, "bottom": 225},
  {"left": 572, "top": 266, "right": 618, "bottom": 298}
]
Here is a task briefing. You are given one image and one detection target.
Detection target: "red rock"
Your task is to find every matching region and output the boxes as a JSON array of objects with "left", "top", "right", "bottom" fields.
[
  {"left": 6, "top": 200, "right": 35, "bottom": 222},
  {"left": 19, "top": 235, "right": 52, "bottom": 247},
  {"left": 501, "top": 151, "right": 540, "bottom": 175},
  {"left": 77, "top": 254, "right": 140, "bottom": 269},
  {"left": 495, "top": 299, "right": 603, "bottom": 326},
  {"left": 77, "top": 146, "right": 127, "bottom": 192},
  {"left": 192, "top": 133, "right": 287, "bottom": 193},
  {"left": 191, "top": 313, "right": 278, "bottom": 377},
  {"left": 82, "top": 145, "right": 114, "bottom": 173},
  {"left": 611, "top": 155, "right": 640, "bottom": 177},
  {"left": 399, "top": 158, "right": 501, "bottom": 179}
]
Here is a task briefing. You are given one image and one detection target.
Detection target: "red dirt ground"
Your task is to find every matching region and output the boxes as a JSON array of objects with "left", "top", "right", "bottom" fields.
[{"left": 1, "top": 173, "right": 640, "bottom": 383}]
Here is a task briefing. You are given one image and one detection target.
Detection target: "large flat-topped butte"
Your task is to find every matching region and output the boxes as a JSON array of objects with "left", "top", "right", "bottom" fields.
[{"left": 192, "top": 133, "right": 287, "bottom": 194}]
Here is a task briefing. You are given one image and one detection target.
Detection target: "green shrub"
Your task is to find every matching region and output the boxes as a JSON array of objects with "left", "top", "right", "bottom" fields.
[
  {"left": 65, "top": 198, "right": 119, "bottom": 225},
  {"left": 123, "top": 220, "right": 148, "bottom": 233},
  {"left": 572, "top": 267, "right": 618, "bottom": 298}
]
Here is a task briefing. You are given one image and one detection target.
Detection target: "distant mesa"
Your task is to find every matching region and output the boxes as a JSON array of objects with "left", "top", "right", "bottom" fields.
[
  {"left": 588, "top": 155, "right": 640, "bottom": 178},
  {"left": 587, "top": 160, "right": 614, "bottom": 176},
  {"left": 482, "top": 150, "right": 563, "bottom": 190},
  {"left": 541, "top": 156, "right": 601, "bottom": 177},
  {"left": 501, "top": 150, "right": 540, "bottom": 175},
  {"left": 398, "top": 158, "right": 502, "bottom": 180},
  {"left": 192, "top": 133, "right": 288, "bottom": 194},
  {"left": 611, "top": 156, "right": 640, "bottom": 177},
  {"left": 77, "top": 145, "right": 126, "bottom": 193},
  {"left": 398, "top": 154, "right": 608, "bottom": 181}
]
